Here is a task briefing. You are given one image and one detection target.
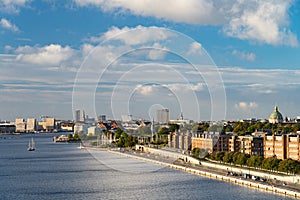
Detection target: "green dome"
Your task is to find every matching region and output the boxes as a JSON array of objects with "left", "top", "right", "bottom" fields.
[{"left": 269, "top": 106, "right": 283, "bottom": 121}]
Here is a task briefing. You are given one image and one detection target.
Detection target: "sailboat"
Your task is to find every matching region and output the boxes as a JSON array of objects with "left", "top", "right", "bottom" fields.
[{"left": 27, "top": 138, "right": 35, "bottom": 151}]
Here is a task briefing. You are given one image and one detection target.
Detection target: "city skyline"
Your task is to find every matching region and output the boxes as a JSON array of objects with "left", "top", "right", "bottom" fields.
[{"left": 1, "top": 1, "right": 300, "bottom": 121}]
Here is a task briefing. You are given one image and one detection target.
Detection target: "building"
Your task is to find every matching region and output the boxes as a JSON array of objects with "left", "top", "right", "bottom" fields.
[
  {"left": 26, "top": 118, "right": 36, "bottom": 133},
  {"left": 88, "top": 126, "right": 102, "bottom": 136},
  {"left": 263, "top": 133, "right": 300, "bottom": 161},
  {"left": 74, "top": 123, "right": 89, "bottom": 134},
  {"left": 168, "top": 130, "right": 192, "bottom": 151},
  {"left": 286, "top": 134, "right": 300, "bottom": 161},
  {"left": 75, "top": 110, "right": 80, "bottom": 122},
  {"left": 60, "top": 122, "right": 74, "bottom": 132},
  {"left": 157, "top": 109, "right": 169, "bottom": 124},
  {"left": 98, "top": 115, "right": 106, "bottom": 122},
  {"left": 230, "top": 135, "right": 264, "bottom": 156},
  {"left": 263, "top": 134, "right": 286, "bottom": 160},
  {"left": 15, "top": 118, "right": 26, "bottom": 133},
  {"left": 269, "top": 106, "right": 283, "bottom": 124},
  {"left": 192, "top": 132, "right": 231, "bottom": 153},
  {"left": 45, "top": 117, "right": 55, "bottom": 131},
  {"left": 0, "top": 121, "right": 15, "bottom": 133}
]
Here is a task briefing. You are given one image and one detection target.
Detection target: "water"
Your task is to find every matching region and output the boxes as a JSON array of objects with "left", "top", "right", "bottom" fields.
[{"left": 0, "top": 134, "right": 294, "bottom": 200}]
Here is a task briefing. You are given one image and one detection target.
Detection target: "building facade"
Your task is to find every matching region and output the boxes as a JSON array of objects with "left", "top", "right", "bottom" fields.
[
  {"left": 26, "top": 118, "right": 36, "bottom": 133},
  {"left": 15, "top": 118, "right": 26, "bottom": 133},
  {"left": 157, "top": 109, "right": 169, "bottom": 124}
]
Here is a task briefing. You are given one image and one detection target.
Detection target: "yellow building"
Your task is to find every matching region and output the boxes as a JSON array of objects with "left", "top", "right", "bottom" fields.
[
  {"left": 231, "top": 135, "right": 264, "bottom": 156},
  {"left": 15, "top": 118, "right": 26, "bottom": 133},
  {"left": 263, "top": 134, "right": 286, "bottom": 160},
  {"left": 26, "top": 118, "right": 36, "bottom": 132},
  {"left": 286, "top": 134, "right": 300, "bottom": 161}
]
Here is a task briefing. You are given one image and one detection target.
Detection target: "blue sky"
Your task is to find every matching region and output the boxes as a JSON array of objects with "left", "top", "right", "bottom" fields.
[{"left": 0, "top": 0, "right": 300, "bottom": 121}]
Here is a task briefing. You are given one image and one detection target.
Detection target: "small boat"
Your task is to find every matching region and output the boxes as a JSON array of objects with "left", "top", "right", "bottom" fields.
[{"left": 27, "top": 138, "right": 35, "bottom": 151}]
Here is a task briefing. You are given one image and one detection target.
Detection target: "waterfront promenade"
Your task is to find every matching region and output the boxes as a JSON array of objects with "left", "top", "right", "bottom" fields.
[{"left": 81, "top": 145, "right": 300, "bottom": 199}]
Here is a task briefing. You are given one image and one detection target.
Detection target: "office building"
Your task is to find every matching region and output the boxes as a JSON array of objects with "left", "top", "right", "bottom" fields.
[{"left": 157, "top": 109, "right": 169, "bottom": 124}]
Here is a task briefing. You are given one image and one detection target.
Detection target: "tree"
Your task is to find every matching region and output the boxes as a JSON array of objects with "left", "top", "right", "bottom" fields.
[
  {"left": 247, "top": 155, "right": 263, "bottom": 168},
  {"left": 169, "top": 124, "right": 180, "bottom": 132},
  {"left": 234, "top": 153, "right": 250, "bottom": 166},
  {"left": 114, "top": 128, "right": 123, "bottom": 139},
  {"left": 215, "top": 152, "right": 225, "bottom": 162},
  {"left": 137, "top": 126, "right": 151, "bottom": 136},
  {"left": 262, "top": 157, "right": 280, "bottom": 171},
  {"left": 223, "top": 152, "right": 235, "bottom": 163},
  {"left": 278, "top": 159, "right": 300, "bottom": 174}
]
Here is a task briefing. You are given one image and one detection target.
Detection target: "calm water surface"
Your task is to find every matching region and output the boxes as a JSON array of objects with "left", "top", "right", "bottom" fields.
[{"left": 0, "top": 134, "right": 294, "bottom": 200}]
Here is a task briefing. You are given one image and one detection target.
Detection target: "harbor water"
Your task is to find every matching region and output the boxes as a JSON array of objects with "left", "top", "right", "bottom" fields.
[{"left": 0, "top": 134, "right": 295, "bottom": 200}]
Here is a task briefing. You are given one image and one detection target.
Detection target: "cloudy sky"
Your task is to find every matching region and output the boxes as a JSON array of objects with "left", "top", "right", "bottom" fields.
[{"left": 0, "top": 0, "right": 300, "bottom": 121}]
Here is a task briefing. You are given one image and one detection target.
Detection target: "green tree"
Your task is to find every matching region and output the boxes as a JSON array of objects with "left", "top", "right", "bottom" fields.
[
  {"left": 278, "top": 159, "right": 300, "bottom": 174},
  {"left": 247, "top": 155, "right": 263, "bottom": 168},
  {"left": 169, "top": 124, "right": 180, "bottom": 132},
  {"left": 215, "top": 152, "right": 225, "bottom": 162},
  {"left": 223, "top": 152, "right": 235, "bottom": 163},
  {"left": 262, "top": 157, "right": 280, "bottom": 171},
  {"left": 235, "top": 153, "right": 250, "bottom": 166}
]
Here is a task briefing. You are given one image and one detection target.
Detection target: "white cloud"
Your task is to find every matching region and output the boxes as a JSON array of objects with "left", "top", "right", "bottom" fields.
[
  {"left": 74, "top": 0, "right": 221, "bottom": 24},
  {"left": 187, "top": 42, "right": 203, "bottom": 55},
  {"left": 0, "top": 0, "right": 32, "bottom": 13},
  {"left": 146, "top": 43, "right": 168, "bottom": 60},
  {"left": 75, "top": 0, "right": 298, "bottom": 46},
  {"left": 166, "top": 83, "right": 204, "bottom": 92},
  {"left": 232, "top": 50, "right": 256, "bottom": 61},
  {"left": 224, "top": 0, "right": 298, "bottom": 47},
  {"left": 90, "top": 25, "right": 175, "bottom": 45},
  {"left": 0, "top": 18, "right": 19, "bottom": 32},
  {"left": 235, "top": 102, "right": 257, "bottom": 110},
  {"left": 15, "top": 44, "right": 76, "bottom": 66},
  {"left": 134, "top": 84, "right": 155, "bottom": 96}
]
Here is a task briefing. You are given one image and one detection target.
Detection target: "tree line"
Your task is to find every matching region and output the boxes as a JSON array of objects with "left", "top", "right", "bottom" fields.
[{"left": 192, "top": 149, "right": 300, "bottom": 174}]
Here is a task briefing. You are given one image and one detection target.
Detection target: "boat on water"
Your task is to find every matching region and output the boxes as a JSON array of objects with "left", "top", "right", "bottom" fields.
[{"left": 27, "top": 138, "right": 35, "bottom": 151}]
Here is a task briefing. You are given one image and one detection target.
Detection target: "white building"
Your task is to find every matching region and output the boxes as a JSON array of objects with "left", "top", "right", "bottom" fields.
[
  {"left": 74, "top": 123, "right": 89, "bottom": 134},
  {"left": 88, "top": 126, "right": 101, "bottom": 136}
]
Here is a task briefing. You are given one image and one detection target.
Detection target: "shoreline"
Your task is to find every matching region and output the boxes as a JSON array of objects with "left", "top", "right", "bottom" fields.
[{"left": 82, "top": 146, "right": 300, "bottom": 199}]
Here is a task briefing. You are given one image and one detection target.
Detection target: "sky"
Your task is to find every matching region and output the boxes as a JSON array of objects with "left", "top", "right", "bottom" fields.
[{"left": 0, "top": 0, "right": 300, "bottom": 121}]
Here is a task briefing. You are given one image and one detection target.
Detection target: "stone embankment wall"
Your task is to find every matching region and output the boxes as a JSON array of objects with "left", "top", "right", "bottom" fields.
[{"left": 137, "top": 145, "right": 300, "bottom": 184}]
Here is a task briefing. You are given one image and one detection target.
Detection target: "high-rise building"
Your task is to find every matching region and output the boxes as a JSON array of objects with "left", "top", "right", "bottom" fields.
[
  {"left": 75, "top": 110, "right": 80, "bottom": 122},
  {"left": 46, "top": 117, "right": 55, "bottom": 131},
  {"left": 15, "top": 118, "right": 26, "bottom": 133},
  {"left": 26, "top": 118, "right": 36, "bottom": 133},
  {"left": 156, "top": 109, "right": 169, "bottom": 124}
]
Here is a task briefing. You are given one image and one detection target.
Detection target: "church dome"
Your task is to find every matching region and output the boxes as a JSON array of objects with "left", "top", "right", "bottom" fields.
[{"left": 269, "top": 106, "right": 283, "bottom": 123}]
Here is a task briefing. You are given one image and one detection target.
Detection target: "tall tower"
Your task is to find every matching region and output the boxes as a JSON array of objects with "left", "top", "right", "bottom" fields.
[
  {"left": 75, "top": 110, "right": 80, "bottom": 122},
  {"left": 156, "top": 109, "right": 170, "bottom": 124},
  {"left": 81, "top": 110, "right": 86, "bottom": 122}
]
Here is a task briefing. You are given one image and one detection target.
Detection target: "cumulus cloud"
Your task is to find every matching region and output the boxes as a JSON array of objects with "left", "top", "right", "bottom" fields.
[
  {"left": 0, "top": 18, "right": 19, "bottom": 32},
  {"left": 146, "top": 43, "right": 168, "bottom": 60},
  {"left": 232, "top": 50, "right": 256, "bottom": 61},
  {"left": 74, "top": 0, "right": 221, "bottom": 25},
  {"left": 187, "top": 42, "right": 203, "bottom": 55},
  {"left": 0, "top": 0, "right": 32, "bottom": 13},
  {"left": 224, "top": 0, "right": 298, "bottom": 47},
  {"left": 89, "top": 25, "right": 175, "bottom": 45},
  {"left": 74, "top": 0, "right": 298, "bottom": 46},
  {"left": 235, "top": 102, "right": 258, "bottom": 110},
  {"left": 15, "top": 44, "right": 76, "bottom": 66}
]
